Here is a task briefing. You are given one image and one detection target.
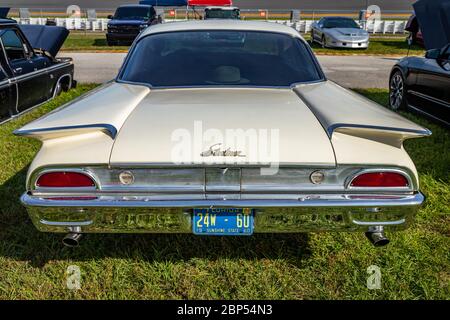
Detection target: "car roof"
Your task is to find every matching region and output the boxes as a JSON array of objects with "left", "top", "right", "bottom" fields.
[
  {"left": 323, "top": 16, "right": 353, "bottom": 20},
  {"left": 205, "top": 6, "right": 240, "bottom": 10},
  {"left": 139, "top": 20, "right": 304, "bottom": 40},
  {"left": 117, "top": 4, "right": 152, "bottom": 8}
]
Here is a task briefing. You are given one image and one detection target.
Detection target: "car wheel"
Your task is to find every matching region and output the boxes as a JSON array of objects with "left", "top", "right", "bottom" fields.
[
  {"left": 321, "top": 35, "right": 327, "bottom": 48},
  {"left": 310, "top": 30, "right": 315, "bottom": 44},
  {"left": 389, "top": 71, "right": 407, "bottom": 111}
]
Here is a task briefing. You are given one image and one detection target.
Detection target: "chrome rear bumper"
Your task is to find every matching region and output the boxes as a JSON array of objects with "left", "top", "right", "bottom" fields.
[{"left": 21, "top": 192, "right": 424, "bottom": 233}]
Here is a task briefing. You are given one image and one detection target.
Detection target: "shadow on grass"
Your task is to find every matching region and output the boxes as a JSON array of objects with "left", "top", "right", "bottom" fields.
[
  {"left": 93, "top": 38, "right": 108, "bottom": 46},
  {"left": 93, "top": 38, "right": 131, "bottom": 48},
  {"left": 0, "top": 166, "right": 311, "bottom": 268}
]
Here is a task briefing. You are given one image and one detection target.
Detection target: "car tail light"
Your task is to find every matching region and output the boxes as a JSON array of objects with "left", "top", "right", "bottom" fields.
[
  {"left": 36, "top": 172, "right": 95, "bottom": 188},
  {"left": 350, "top": 172, "right": 409, "bottom": 188}
]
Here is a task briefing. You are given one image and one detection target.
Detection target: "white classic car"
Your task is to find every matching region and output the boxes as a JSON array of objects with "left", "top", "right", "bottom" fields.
[{"left": 15, "top": 20, "right": 430, "bottom": 247}]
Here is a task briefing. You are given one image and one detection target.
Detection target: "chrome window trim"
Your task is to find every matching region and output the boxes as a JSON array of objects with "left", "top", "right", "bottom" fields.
[
  {"left": 115, "top": 79, "right": 327, "bottom": 90},
  {"left": 345, "top": 168, "right": 414, "bottom": 192}
]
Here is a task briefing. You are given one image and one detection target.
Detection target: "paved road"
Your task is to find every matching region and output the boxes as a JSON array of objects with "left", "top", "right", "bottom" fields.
[
  {"left": 6, "top": 0, "right": 415, "bottom": 11},
  {"left": 64, "top": 52, "right": 398, "bottom": 88}
]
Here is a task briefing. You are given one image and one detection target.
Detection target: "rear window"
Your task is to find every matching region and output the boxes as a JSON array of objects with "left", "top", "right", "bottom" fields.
[{"left": 119, "top": 30, "right": 323, "bottom": 87}]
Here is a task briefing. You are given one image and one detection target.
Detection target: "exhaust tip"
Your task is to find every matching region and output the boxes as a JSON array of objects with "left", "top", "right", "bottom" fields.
[
  {"left": 62, "top": 233, "right": 82, "bottom": 247},
  {"left": 365, "top": 230, "right": 390, "bottom": 247}
]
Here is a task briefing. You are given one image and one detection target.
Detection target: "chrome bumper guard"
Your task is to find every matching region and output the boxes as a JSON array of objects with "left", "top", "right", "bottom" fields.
[{"left": 21, "top": 192, "right": 424, "bottom": 233}]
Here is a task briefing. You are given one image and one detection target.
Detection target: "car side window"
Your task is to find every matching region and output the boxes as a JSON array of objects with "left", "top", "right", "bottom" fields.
[{"left": 1, "top": 30, "right": 26, "bottom": 62}]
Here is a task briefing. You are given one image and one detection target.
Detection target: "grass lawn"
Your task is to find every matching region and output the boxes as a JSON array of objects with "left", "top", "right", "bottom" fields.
[
  {"left": 0, "top": 85, "right": 448, "bottom": 299},
  {"left": 62, "top": 33, "right": 129, "bottom": 52},
  {"left": 62, "top": 33, "right": 425, "bottom": 56}
]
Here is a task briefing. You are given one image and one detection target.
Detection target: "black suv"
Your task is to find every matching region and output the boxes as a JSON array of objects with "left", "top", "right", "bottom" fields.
[{"left": 107, "top": 4, "right": 159, "bottom": 46}]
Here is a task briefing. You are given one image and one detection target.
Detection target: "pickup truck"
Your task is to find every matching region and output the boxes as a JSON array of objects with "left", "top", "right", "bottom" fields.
[
  {"left": 0, "top": 19, "right": 75, "bottom": 123},
  {"left": 107, "top": 4, "right": 161, "bottom": 46}
]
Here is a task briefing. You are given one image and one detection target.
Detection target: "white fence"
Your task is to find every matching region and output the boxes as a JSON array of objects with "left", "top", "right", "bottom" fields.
[
  {"left": 275, "top": 20, "right": 408, "bottom": 34},
  {"left": 17, "top": 18, "right": 109, "bottom": 31},
  {"left": 16, "top": 18, "right": 408, "bottom": 34}
]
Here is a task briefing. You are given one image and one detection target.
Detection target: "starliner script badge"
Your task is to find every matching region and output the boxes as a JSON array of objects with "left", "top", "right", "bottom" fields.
[{"left": 200, "top": 143, "right": 245, "bottom": 157}]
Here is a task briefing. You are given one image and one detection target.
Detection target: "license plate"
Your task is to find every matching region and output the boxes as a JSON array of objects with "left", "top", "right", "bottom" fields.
[{"left": 193, "top": 208, "right": 254, "bottom": 236}]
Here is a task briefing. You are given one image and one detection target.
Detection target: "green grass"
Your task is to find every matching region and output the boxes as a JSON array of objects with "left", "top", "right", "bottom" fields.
[
  {"left": 62, "top": 33, "right": 129, "bottom": 52},
  {"left": 62, "top": 33, "right": 425, "bottom": 56},
  {"left": 0, "top": 85, "right": 448, "bottom": 299}
]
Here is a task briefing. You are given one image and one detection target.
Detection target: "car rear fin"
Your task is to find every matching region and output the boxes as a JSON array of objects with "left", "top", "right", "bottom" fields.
[
  {"left": 331, "top": 125, "right": 431, "bottom": 148},
  {"left": 294, "top": 81, "right": 431, "bottom": 147},
  {"left": 13, "top": 82, "right": 150, "bottom": 142},
  {"left": 14, "top": 124, "right": 117, "bottom": 141}
]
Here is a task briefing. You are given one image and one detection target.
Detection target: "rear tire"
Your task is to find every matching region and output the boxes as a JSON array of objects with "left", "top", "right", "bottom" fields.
[
  {"left": 321, "top": 35, "right": 327, "bottom": 48},
  {"left": 389, "top": 70, "right": 407, "bottom": 111}
]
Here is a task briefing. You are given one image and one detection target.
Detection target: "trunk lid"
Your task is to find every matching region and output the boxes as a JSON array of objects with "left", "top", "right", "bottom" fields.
[
  {"left": 19, "top": 25, "right": 69, "bottom": 58},
  {"left": 109, "top": 88, "right": 336, "bottom": 167}
]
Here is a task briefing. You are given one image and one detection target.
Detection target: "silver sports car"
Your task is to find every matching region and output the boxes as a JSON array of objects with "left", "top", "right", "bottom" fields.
[
  {"left": 15, "top": 20, "right": 428, "bottom": 247},
  {"left": 311, "top": 17, "right": 370, "bottom": 49}
]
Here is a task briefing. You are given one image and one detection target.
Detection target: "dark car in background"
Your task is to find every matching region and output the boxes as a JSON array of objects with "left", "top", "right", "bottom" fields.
[
  {"left": 107, "top": 4, "right": 160, "bottom": 46},
  {"left": 0, "top": 7, "right": 10, "bottom": 19},
  {"left": 389, "top": 0, "right": 449, "bottom": 127},
  {"left": 204, "top": 6, "right": 240, "bottom": 20},
  {"left": 0, "top": 19, "right": 75, "bottom": 123},
  {"left": 389, "top": 45, "right": 450, "bottom": 126}
]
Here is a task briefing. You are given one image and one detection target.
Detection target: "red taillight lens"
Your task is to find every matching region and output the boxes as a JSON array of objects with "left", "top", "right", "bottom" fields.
[
  {"left": 350, "top": 172, "right": 409, "bottom": 188},
  {"left": 36, "top": 172, "right": 95, "bottom": 188}
]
